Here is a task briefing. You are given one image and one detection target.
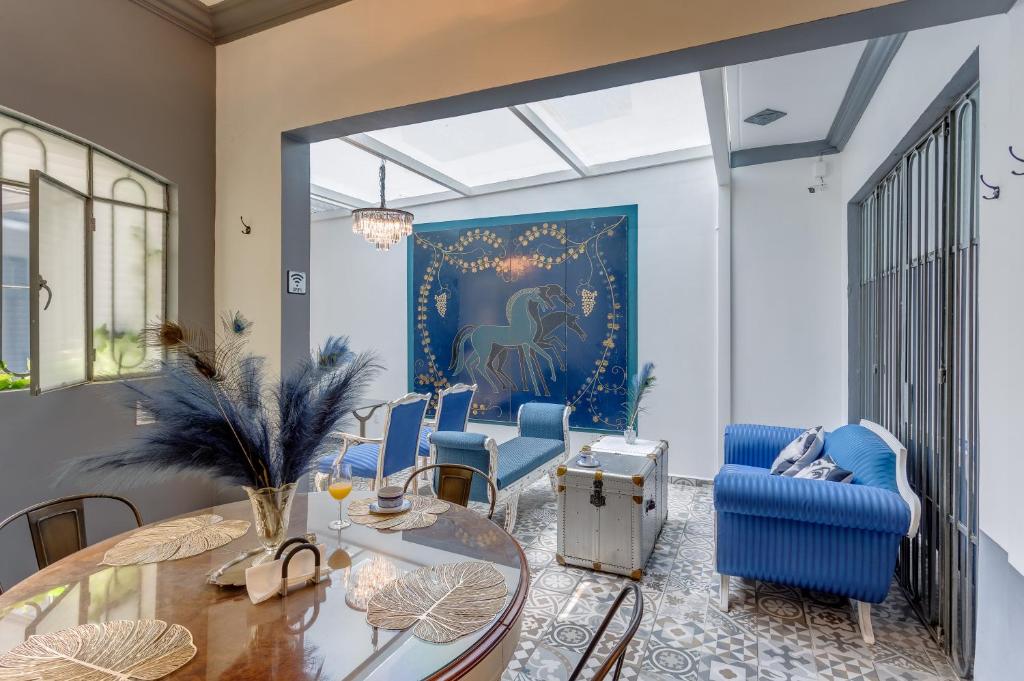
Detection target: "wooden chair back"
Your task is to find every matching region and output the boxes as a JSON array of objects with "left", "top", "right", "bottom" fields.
[{"left": 404, "top": 464, "right": 497, "bottom": 519}]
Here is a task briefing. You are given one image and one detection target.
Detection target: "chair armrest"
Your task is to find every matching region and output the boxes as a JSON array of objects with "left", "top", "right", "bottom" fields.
[
  {"left": 333, "top": 432, "right": 382, "bottom": 446},
  {"left": 713, "top": 469, "right": 911, "bottom": 535},
  {"left": 724, "top": 424, "right": 805, "bottom": 469},
  {"left": 430, "top": 432, "right": 499, "bottom": 493},
  {"left": 517, "top": 403, "right": 569, "bottom": 442}
]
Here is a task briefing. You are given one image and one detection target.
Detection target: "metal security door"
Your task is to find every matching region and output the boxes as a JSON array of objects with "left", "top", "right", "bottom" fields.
[{"left": 856, "top": 86, "right": 978, "bottom": 677}]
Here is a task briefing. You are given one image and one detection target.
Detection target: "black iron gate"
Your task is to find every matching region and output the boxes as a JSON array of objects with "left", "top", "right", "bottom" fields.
[{"left": 856, "top": 85, "right": 978, "bottom": 677}]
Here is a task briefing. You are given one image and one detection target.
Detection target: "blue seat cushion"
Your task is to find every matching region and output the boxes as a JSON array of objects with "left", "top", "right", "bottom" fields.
[
  {"left": 317, "top": 443, "right": 380, "bottom": 479},
  {"left": 495, "top": 437, "right": 564, "bottom": 489}
]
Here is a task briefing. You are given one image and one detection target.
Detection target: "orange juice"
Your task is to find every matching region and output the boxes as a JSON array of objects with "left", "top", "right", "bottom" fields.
[{"left": 328, "top": 481, "right": 353, "bottom": 500}]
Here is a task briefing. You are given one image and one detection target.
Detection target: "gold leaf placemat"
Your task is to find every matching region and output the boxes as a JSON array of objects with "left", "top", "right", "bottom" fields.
[
  {"left": 0, "top": 619, "right": 196, "bottom": 680},
  {"left": 102, "top": 514, "right": 250, "bottom": 566},
  {"left": 347, "top": 496, "right": 449, "bottom": 531},
  {"left": 366, "top": 561, "right": 508, "bottom": 643}
]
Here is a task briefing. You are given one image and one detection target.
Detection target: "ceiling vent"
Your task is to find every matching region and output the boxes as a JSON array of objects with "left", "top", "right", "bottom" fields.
[{"left": 744, "top": 108, "right": 787, "bottom": 126}]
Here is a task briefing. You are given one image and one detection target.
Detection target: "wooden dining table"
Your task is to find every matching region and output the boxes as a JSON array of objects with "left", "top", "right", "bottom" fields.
[{"left": 0, "top": 491, "right": 528, "bottom": 680}]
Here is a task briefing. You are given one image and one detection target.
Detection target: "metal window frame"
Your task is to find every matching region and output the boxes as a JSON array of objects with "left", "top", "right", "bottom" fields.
[
  {"left": 855, "top": 84, "right": 979, "bottom": 677},
  {"left": 0, "top": 110, "right": 170, "bottom": 389},
  {"left": 29, "top": 170, "right": 92, "bottom": 395}
]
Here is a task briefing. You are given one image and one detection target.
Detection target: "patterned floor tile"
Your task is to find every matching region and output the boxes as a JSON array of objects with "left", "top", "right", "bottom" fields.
[
  {"left": 817, "top": 650, "right": 880, "bottom": 681},
  {"left": 499, "top": 476, "right": 964, "bottom": 681},
  {"left": 758, "top": 639, "right": 817, "bottom": 678}
]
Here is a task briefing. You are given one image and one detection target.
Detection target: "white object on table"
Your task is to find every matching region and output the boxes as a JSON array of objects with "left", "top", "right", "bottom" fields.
[{"left": 245, "top": 543, "right": 331, "bottom": 605}]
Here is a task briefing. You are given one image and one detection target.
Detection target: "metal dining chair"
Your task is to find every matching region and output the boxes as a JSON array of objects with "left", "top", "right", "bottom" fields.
[
  {"left": 567, "top": 583, "right": 644, "bottom": 681},
  {"left": 403, "top": 463, "right": 497, "bottom": 520},
  {"left": 0, "top": 493, "right": 143, "bottom": 594}
]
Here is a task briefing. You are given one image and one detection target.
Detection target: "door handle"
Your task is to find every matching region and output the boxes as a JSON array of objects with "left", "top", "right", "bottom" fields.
[{"left": 39, "top": 277, "right": 52, "bottom": 311}]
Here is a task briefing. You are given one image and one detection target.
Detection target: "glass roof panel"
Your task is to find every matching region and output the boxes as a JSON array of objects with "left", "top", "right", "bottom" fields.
[
  {"left": 310, "top": 139, "right": 448, "bottom": 205},
  {"left": 526, "top": 73, "right": 710, "bottom": 166},
  {"left": 364, "top": 108, "right": 571, "bottom": 187}
]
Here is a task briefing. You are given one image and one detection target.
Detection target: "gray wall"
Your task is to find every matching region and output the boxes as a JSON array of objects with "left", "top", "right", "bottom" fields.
[
  {"left": 0, "top": 0, "right": 219, "bottom": 587},
  {"left": 974, "top": 533, "right": 1024, "bottom": 681}
]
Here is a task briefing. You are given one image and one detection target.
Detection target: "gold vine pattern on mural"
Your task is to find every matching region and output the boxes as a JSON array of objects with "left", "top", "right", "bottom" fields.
[{"left": 413, "top": 217, "right": 628, "bottom": 428}]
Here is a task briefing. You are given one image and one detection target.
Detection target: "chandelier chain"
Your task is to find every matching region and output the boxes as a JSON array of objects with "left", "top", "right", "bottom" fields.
[{"left": 378, "top": 160, "right": 387, "bottom": 208}]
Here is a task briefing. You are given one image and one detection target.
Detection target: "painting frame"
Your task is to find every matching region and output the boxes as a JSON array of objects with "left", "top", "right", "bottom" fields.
[{"left": 407, "top": 204, "right": 637, "bottom": 433}]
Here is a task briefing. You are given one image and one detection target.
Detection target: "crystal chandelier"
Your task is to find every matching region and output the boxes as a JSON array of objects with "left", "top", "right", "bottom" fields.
[{"left": 351, "top": 160, "right": 414, "bottom": 251}]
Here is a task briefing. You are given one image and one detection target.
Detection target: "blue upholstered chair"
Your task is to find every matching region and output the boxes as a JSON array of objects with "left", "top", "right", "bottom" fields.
[
  {"left": 714, "top": 419, "right": 921, "bottom": 643},
  {"left": 428, "top": 402, "right": 570, "bottom": 531},
  {"left": 315, "top": 392, "right": 430, "bottom": 491},
  {"left": 418, "top": 383, "right": 476, "bottom": 461}
]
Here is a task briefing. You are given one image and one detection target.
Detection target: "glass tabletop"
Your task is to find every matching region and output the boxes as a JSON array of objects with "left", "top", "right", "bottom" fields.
[{"left": 0, "top": 491, "right": 525, "bottom": 680}]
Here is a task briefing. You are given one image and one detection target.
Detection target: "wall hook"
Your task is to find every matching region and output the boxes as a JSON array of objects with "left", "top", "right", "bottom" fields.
[
  {"left": 1010, "top": 146, "right": 1024, "bottom": 176},
  {"left": 240, "top": 216, "right": 252, "bottom": 234},
  {"left": 980, "top": 175, "right": 1000, "bottom": 200}
]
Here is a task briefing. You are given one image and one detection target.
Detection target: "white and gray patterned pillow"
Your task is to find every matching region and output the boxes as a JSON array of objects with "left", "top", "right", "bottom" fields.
[
  {"left": 792, "top": 456, "right": 854, "bottom": 483},
  {"left": 770, "top": 426, "right": 824, "bottom": 476}
]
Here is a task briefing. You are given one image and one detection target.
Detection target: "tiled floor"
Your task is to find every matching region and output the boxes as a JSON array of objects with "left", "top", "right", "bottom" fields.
[{"left": 496, "top": 476, "right": 962, "bottom": 681}]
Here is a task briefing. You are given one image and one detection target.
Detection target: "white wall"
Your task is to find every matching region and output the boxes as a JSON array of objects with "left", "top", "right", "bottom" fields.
[
  {"left": 311, "top": 160, "right": 720, "bottom": 479},
  {"left": 730, "top": 157, "right": 847, "bottom": 430},
  {"left": 215, "top": 0, "right": 910, "bottom": 369},
  {"left": 837, "top": 11, "right": 1024, "bottom": 678}
]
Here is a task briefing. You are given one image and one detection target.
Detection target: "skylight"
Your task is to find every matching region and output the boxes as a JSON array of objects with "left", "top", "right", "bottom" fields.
[
  {"left": 309, "top": 139, "right": 448, "bottom": 206},
  {"left": 364, "top": 108, "right": 572, "bottom": 188},
  {"left": 309, "top": 72, "right": 712, "bottom": 215},
  {"left": 524, "top": 73, "right": 710, "bottom": 166}
]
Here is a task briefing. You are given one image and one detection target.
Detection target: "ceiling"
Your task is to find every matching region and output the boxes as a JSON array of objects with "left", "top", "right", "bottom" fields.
[
  {"left": 725, "top": 41, "right": 866, "bottom": 151},
  {"left": 310, "top": 73, "right": 711, "bottom": 216}
]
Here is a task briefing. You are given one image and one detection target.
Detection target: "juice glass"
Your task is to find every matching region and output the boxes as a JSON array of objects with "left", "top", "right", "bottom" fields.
[{"left": 328, "top": 462, "right": 353, "bottom": 530}]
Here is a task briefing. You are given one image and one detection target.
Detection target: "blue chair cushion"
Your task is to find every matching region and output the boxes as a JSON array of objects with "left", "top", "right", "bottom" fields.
[
  {"left": 317, "top": 443, "right": 380, "bottom": 479},
  {"left": 495, "top": 436, "right": 564, "bottom": 489},
  {"left": 823, "top": 425, "right": 898, "bottom": 493}
]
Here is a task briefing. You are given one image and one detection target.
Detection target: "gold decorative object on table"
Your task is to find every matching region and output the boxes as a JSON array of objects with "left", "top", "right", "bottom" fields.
[
  {"left": 348, "top": 496, "right": 449, "bottom": 531},
  {"left": 366, "top": 561, "right": 508, "bottom": 643},
  {"left": 102, "top": 514, "right": 250, "bottom": 566},
  {"left": 0, "top": 619, "right": 196, "bottom": 680}
]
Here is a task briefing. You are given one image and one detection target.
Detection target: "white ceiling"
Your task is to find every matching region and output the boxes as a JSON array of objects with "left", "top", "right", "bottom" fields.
[
  {"left": 725, "top": 41, "right": 866, "bottom": 150},
  {"left": 310, "top": 73, "right": 711, "bottom": 215}
]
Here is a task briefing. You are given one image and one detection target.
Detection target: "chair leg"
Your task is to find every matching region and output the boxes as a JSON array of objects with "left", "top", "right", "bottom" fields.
[
  {"left": 856, "top": 601, "right": 875, "bottom": 644},
  {"left": 719, "top": 574, "right": 730, "bottom": 611},
  {"left": 503, "top": 492, "right": 522, "bottom": 532},
  {"left": 548, "top": 469, "right": 559, "bottom": 494}
]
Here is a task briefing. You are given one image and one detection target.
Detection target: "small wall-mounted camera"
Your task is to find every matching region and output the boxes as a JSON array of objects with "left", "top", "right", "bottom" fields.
[{"left": 808, "top": 157, "right": 829, "bottom": 194}]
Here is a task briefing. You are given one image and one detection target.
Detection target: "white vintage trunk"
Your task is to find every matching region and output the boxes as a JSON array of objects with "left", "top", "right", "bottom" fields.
[{"left": 555, "top": 445, "right": 665, "bottom": 579}]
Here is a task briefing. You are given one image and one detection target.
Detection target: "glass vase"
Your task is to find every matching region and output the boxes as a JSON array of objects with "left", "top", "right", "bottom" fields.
[
  {"left": 244, "top": 482, "right": 298, "bottom": 564},
  {"left": 624, "top": 428, "right": 637, "bottom": 445}
]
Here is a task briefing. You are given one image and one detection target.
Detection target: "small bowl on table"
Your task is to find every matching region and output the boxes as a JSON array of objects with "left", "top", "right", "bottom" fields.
[{"left": 371, "top": 486, "right": 410, "bottom": 514}]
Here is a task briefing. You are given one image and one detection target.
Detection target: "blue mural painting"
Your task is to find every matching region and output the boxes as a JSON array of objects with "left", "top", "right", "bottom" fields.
[{"left": 408, "top": 205, "right": 636, "bottom": 431}]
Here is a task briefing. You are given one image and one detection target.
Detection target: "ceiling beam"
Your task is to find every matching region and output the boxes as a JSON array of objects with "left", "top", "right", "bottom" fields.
[
  {"left": 730, "top": 140, "right": 838, "bottom": 168},
  {"left": 343, "top": 134, "right": 474, "bottom": 196},
  {"left": 508, "top": 105, "right": 589, "bottom": 177},
  {"left": 699, "top": 69, "right": 731, "bottom": 186},
  {"left": 827, "top": 33, "right": 906, "bottom": 150},
  {"left": 728, "top": 32, "right": 905, "bottom": 168}
]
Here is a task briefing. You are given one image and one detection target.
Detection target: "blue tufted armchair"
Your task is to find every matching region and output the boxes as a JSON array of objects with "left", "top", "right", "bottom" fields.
[
  {"left": 428, "top": 402, "right": 570, "bottom": 531},
  {"left": 714, "top": 419, "right": 921, "bottom": 643}
]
